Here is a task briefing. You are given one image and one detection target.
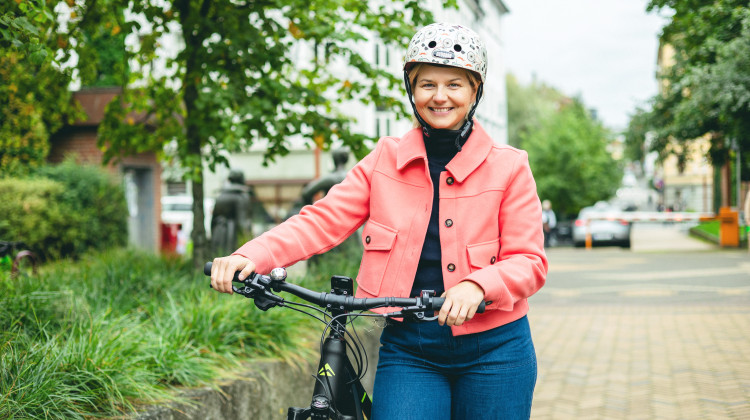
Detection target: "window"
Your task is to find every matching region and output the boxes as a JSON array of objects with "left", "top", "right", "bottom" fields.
[{"left": 167, "top": 181, "right": 187, "bottom": 195}]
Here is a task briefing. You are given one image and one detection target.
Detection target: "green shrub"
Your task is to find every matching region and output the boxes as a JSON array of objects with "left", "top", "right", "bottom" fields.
[
  {"left": 35, "top": 160, "right": 128, "bottom": 254},
  {"left": 0, "top": 161, "right": 128, "bottom": 260},
  {"left": 0, "top": 177, "right": 73, "bottom": 259},
  {"left": 0, "top": 249, "right": 318, "bottom": 419}
]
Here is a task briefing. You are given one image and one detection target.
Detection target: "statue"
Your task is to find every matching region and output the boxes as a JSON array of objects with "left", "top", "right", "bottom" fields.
[
  {"left": 211, "top": 169, "right": 252, "bottom": 256},
  {"left": 287, "top": 147, "right": 350, "bottom": 217},
  {"left": 301, "top": 147, "right": 350, "bottom": 204}
]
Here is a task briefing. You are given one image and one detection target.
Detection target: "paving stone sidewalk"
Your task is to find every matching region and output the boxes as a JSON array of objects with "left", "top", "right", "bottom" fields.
[{"left": 528, "top": 305, "right": 750, "bottom": 419}]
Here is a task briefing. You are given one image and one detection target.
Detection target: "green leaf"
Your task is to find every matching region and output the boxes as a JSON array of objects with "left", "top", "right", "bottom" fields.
[
  {"left": 12, "top": 17, "right": 39, "bottom": 36},
  {"left": 29, "top": 48, "right": 47, "bottom": 64}
]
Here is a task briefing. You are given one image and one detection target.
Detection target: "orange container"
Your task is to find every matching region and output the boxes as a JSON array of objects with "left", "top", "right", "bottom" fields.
[{"left": 718, "top": 207, "right": 740, "bottom": 247}]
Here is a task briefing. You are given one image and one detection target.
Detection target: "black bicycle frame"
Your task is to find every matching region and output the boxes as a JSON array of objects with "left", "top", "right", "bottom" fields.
[{"left": 287, "top": 275, "right": 372, "bottom": 420}]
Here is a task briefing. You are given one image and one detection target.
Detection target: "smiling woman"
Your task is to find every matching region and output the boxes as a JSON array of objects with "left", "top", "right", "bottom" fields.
[
  {"left": 409, "top": 64, "right": 480, "bottom": 130},
  {"left": 209, "top": 22, "right": 548, "bottom": 420}
]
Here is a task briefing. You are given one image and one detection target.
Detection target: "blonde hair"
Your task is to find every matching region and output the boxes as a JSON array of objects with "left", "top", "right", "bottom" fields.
[{"left": 407, "top": 63, "right": 482, "bottom": 128}]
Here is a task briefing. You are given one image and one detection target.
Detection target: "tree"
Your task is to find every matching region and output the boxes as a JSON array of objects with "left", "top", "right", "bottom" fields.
[
  {"left": 70, "top": 0, "right": 445, "bottom": 265},
  {"left": 623, "top": 106, "right": 651, "bottom": 171},
  {"left": 523, "top": 100, "right": 622, "bottom": 218},
  {"left": 0, "top": 1, "right": 82, "bottom": 176},
  {"left": 0, "top": 0, "right": 56, "bottom": 64},
  {"left": 507, "top": 73, "right": 619, "bottom": 217},
  {"left": 505, "top": 73, "right": 565, "bottom": 148},
  {"left": 645, "top": 0, "right": 750, "bottom": 206},
  {"left": 677, "top": 12, "right": 750, "bottom": 171}
]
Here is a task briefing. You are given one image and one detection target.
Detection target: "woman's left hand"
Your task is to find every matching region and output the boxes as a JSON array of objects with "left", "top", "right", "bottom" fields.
[{"left": 438, "top": 281, "right": 485, "bottom": 326}]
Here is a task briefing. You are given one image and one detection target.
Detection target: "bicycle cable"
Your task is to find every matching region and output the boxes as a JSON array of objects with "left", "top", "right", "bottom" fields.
[
  {"left": 279, "top": 300, "right": 330, "bottom": 324},
  {"left": 320, "top": 311, "right": 391, "bottom": 385}
]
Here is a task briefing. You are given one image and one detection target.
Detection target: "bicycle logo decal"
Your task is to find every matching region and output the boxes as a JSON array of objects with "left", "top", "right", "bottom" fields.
[{"left": 318, "top": 363, "right": 336, "bottom": 377}]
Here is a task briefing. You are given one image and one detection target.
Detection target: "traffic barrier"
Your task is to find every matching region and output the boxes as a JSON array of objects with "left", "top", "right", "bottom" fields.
[
  {"left": 581, "top": 211, "right": 717, "bottom": 250},
  {"left": 586, "top": 211, "right": 715, "bottom": 223},
  {"left": 581, "top": 210, "right": 745, "bottom": 249}
]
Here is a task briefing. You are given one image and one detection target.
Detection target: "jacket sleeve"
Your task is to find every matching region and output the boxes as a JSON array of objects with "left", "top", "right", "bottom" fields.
[
  {"left": 462, "top": 150, "right": 548, "bottom": 311},
  {"left": 232, "top": 145, "right": 381, "bottom": 274}
]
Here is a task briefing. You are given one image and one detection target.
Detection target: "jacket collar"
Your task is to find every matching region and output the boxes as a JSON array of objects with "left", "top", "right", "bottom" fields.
[{"left": 396, "top": 120, "right": 494, "bottom": 183}]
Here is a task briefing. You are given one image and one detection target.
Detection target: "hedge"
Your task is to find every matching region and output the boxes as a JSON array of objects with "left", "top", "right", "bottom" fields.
[{"left": 0, "top": 161, "right": 128, "bottom": 260}]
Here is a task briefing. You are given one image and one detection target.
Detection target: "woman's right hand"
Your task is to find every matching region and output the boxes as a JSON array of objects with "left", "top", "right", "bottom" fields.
[{"left": 210, "top": 255, "right": 256, "bottom": 294}]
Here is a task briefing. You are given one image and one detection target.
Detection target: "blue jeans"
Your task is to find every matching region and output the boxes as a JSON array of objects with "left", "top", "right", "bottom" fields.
[{"left": 372, "top": 316, "right": 537, "bottom": 420}]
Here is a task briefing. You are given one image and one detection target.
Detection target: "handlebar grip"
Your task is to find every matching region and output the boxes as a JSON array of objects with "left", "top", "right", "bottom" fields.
[
  {"left": 204, "top": 261, "right": 243, "bottom": 286},
  {"left": 431, "top": 297, "right": 486, "bottom": 313}
]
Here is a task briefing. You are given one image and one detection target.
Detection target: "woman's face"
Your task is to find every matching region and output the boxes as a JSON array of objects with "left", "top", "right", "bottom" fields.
[{"left": 412, "top": 65, "right": 477, "bottom": 131}]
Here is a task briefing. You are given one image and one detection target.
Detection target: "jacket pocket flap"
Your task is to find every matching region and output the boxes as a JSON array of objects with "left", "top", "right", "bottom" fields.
[
  {"left": 362, "top": 220, "right": 397, "bottom": 251},
  {"left": 467, "top": 238, "right": 500, "bottom": 269}
]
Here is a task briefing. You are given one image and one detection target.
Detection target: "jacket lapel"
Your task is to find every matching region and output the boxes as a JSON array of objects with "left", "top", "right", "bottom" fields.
[
  {"left": 396, "top": 127, "right": 427, "bottom": 170},
  {"left": 446, "top": 120, "right": 494, "bottom": 183}
]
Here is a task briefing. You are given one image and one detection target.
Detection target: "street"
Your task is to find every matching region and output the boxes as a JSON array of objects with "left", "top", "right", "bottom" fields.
[{"left": 529, "top": 226, "right": 750, "bottom": 419}]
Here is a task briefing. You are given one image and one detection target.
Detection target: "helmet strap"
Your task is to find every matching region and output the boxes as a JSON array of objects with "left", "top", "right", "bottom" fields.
[
  {"left": 403, "top": 71, "right": 431, "bottom": 138},
  {"left": 454, "top": 83, "right": 483, "bottom": 152}
]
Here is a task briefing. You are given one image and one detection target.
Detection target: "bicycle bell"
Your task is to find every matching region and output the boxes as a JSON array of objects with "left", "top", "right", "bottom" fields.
[{"left": 270, "top": 267, "right": 287, "bottom": 281}]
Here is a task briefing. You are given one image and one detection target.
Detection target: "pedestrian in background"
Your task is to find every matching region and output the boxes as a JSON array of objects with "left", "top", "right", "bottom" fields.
[
  {"left": 542, "top": 199, "right": 556, "bottom": 247},
  {"left": 210, "top": 22, "right": 548, "bottom": 419},
  {"left": 744, "top": 190, "right": 750, "bottom": 251}
]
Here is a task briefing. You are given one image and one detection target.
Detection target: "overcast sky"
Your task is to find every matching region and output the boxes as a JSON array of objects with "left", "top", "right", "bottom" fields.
[{"left": 502, "top": 0, "right": 670, "bottom": 131}]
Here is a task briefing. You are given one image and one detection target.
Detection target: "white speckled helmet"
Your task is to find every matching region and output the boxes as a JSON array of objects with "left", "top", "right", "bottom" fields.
[{"left": 403, "top": 22, "right": 487, "bottom": 83}]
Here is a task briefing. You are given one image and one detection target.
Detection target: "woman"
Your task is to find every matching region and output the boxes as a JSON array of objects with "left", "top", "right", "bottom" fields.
[{"left": 210, "top": 22, "right": 548, "bottom": 419}]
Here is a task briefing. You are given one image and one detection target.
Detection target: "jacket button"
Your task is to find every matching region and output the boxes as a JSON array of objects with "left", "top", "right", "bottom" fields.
[
  {"left": 490, "top": 256, "right": 496, "bottom": 264},
  {"left": 445, "top": 219, "right": 453, "bottom": 227},
  {"left": 446, "top": 177, "right": 454, "bottom": 185},
  {"left": 447, "top": 263, "right": 455, "bottom": 272},
  {"left": 365, "top": 236, "right": 371, "bottom": 244}
]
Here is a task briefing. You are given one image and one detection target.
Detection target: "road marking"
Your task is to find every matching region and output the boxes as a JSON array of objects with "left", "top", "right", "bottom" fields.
[
  {"left": 543, "top": 284, "right": 750, "bottom": 297},
  {"left": 551, "top": 258, "right": 650, "bottom": 273},
  {"left": 583, "top": 266, "right": 750, "bottom": 281},
  {"left": 620, "top": 289, "right": 676, "bottom": 297}
]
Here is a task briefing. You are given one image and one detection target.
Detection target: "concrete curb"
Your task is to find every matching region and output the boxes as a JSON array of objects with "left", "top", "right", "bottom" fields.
[{"left": 133, "top": 359, "right": 316, "bottom": 420}]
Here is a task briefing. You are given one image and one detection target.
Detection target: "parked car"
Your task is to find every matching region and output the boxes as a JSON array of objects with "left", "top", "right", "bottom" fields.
[
  {"left": 572, "top": 202, "right": 632, "bottom": 248},
  {"left": 161, "top": 196, "right": 215, "bottom": 239}
]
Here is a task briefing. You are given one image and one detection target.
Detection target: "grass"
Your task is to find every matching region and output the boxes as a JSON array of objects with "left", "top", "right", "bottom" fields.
[
  {"left": 0, "top": 247, "right": 353, "bottom": 419},
  {"left": 689, "top": 220, "right": 748, "bottom": 245}
]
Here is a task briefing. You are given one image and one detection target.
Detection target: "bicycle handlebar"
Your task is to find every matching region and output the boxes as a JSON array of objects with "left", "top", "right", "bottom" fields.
[{"left": 204, "top": 262, "right": 485, "bottom": 315}]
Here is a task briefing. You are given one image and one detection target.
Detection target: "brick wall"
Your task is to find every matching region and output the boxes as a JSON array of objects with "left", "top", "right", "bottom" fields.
[{"left": 48, "top": 88, "right": 162, "bottom": 252}]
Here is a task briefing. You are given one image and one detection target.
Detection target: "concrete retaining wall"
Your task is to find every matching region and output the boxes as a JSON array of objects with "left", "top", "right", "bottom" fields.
[{"left": 133, "top": 322, "right": 382, "bottom": 420}]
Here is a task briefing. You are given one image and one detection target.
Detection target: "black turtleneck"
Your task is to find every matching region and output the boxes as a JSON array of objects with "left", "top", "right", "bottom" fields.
[{"left": 409, "top": 127, "right": 471, "bottom": 298}]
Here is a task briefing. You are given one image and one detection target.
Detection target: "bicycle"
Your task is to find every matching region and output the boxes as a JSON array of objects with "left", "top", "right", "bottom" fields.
[
  {"left": 0, "top": 240, "right": 37, "bottom": 278},
  {"left": 203, "top": 262, "right": 485, "bottom": 420}
]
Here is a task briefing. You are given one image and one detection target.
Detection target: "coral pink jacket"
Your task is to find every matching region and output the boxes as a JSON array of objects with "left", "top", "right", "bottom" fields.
[{"left": 234, "top": 121, "right": 548, "bottom": 336}]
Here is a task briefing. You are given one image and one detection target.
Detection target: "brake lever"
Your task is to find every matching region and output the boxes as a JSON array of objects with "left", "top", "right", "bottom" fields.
[
  {"left": 385, "top": 306, "right": 439, "bottom": 322},
  {"left": 253, "top": 291, "right": 283, "bottom": 311},
  {"left": 231, "top": 274, "right": 284, "bottom": 311}
]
